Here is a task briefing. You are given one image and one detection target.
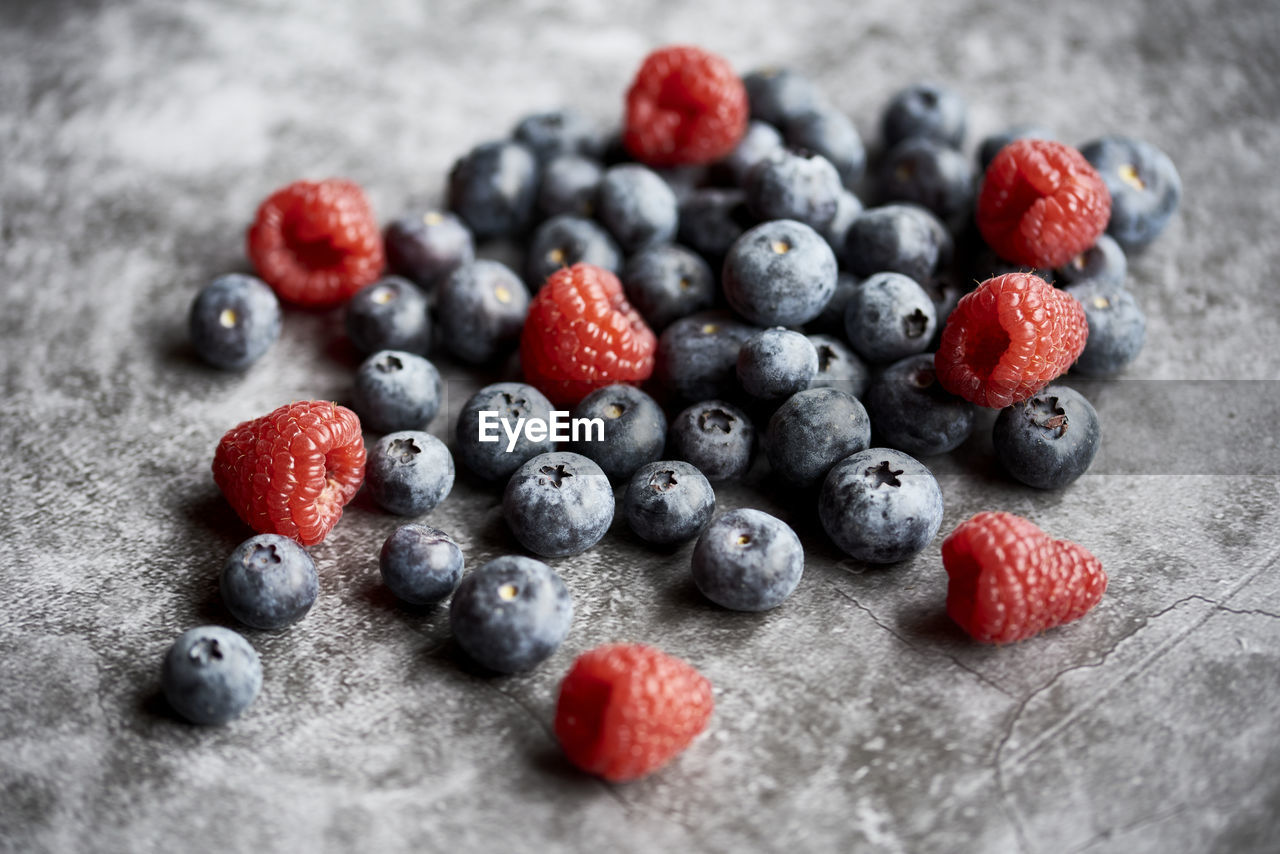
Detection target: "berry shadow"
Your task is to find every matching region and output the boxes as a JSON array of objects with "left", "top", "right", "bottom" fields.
[
  {"left": 896, "top": 603, "right": 973, "bottom": 647},
  {"left": 137, "top": 687, "right": 189, "bottom": 726}
]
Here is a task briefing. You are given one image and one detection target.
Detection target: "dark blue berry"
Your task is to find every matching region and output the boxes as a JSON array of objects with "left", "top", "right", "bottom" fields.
[
  {"left": 503, "top": 451, "right": 615, "bottom": 557},
  {"left": 367, "top": 431, "right": 455, "bottom": 516},
  {"left": 807, "top": 334, "right": 871, "bottom": 398},
  {"left": 819, "top": 448, "right": 944, "bottom": 563},
  {"left": 1080, "top": 135, "right": 1182, "bottom": 250},
  {"left": 620, "top": 244, "right": 715, "bottom": 331},
  {"left": 220, "top": 534, "right": 319, "bottom": 630},
  {"left": 877, "top": 137, "right": 975, "bottom": 224},
  {"left": 537, "top": 154, "right": 604, "bottom": 219},
  {"left": 737, "top": 328, "right": 818, "bottom": 400},
  {"left": 352, "top": 350, "right": 442, "bottom": 433},
  {"left": 379, "top": 524, "right": 465, "bottom": 605},
  {"left": 655, "top": 164, "right": 709, "bottom": 204},
  {"left": 513, "top": 109, "right": 599, "bottom": 161},
  {"left": 865, "top": 354, "right": 975, "bottom": 456},
  {"left": 808, "top": 273, "right": 860, "bottom": 337},
  {"left": 744, "top": 68, "right": 828, "bottom": 127},
  {"left": 622, "top": 460, "right": 716, "bottom": 545},
  {"left": 448, "top": 141, "right": 539, "bottom": 240},
  {"left": 1054, "top": 234, "right": 1127, "bottom": 289},
  {"left": 765, "top": 387, "right": 871, "bottom": 487},
  {"left": 436, "top": 260, "right": 530, "bottom": 365},
  {"left": 977, "top": 124, "right": 1055, "bottom": 170},
  {"left": 344, "top": 276, "right": 431, "bottom": 357},
  {"left": 162, "top": 626, "right": 261, "bottom": 725},
  {"left": 844, "top": 272, "right": 937, "bottom": 364},
  {"left": 1064, "top": 280, "right": 1146, "bottom": 377},
  {"left": 677, "top": 188, "right": 753, "bottom": 262},
  {"left": 718, "top": 120, "right": 784, "bottom": 186},
  {"left": 669, "top": 400, "right": 755, "bottom": 481},
  {"left": 569, "top": 384, "right": 666, "bottom": 482},
  {"left": 691, "top": 509, "right": 804, "bottom": 611},
  {"left": 745, "top": 148, "right": 843, "bottom": 231},
  {"left": 188, "top": 274, "right": 281, "bottom": 371},
  {"left": 448, "top": 556, "right": 573, "bottom": 673},
  {"left": 655, "top": 311, "right": 760, "bottom": 403},
  {"left": 384, "top": 210, "right": 475, "bottom": 290},
  {"left": 455, "top": 382, "right": 556, "bottom": 481},
  {"left": 993, "top": 385, "right": 1100, "bottom": 489},
  {"left": 525, "top": 215, "right": 621, "bottom": 288},
  {"left": 723, "top": 219, "right": 838, "bottom": 326},
  {"left": 597, "top": 164, "right": 678, "bottom": 252},
  {"left": 843, "top": 203, "right": 951, "bottom": 283},
  {"left": 969, "top": 245, "right": 1055, "bottom": 284},
  {"left": 820, "top": 190, "right": 864, "bottom": 257},
  {"left": 881, "top": 83, "right": 967, "bottom": 149},
  {"left": 783, "top": 108, "right": 866, "bottom": 188}
]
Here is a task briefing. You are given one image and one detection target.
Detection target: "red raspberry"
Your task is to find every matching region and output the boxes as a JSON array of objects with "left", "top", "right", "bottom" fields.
[
  {"left": 520, "top": 263, "right": 657, "bottom": 407},
  {"left": 555, "top": 643, "right": 714, "bottom": 782},
  {"left": 934, "top": 272, "right": 1087, "bottom": 408},
  {"left": 624, "top": 45, "right": 749, "bottom": 167},
  {"left": 246, "top": 179, "right": 385, "bottom": 308},
  {"left": 943, "top": 511, "right": 1107, "bottom": 643},
  {"left": 212, "top": 401, "right": 366, "bottom": 547},
  {"left": 976, "top": 139, "right": 1111, "bottom": 269}
]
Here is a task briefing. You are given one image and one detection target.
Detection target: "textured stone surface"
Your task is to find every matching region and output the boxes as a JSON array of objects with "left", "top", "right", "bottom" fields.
[{"left": 2, "top": 0, "right": 1279, "bottom": 852}]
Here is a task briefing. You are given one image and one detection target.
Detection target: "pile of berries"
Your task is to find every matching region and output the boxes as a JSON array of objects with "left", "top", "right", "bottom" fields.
[{"left": 175, "top": 45, "right": 1182, "bottom": 780}]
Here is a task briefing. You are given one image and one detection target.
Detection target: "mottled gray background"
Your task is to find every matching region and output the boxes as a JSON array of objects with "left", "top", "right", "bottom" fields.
[{"left": 2, "top": 0, "right": 1279, "bottom": 852}]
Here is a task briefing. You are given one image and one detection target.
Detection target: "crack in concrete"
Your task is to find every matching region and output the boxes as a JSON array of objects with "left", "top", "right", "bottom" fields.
[{"left": 1062, "top": 802, "right": 1199, "bottom": 853}]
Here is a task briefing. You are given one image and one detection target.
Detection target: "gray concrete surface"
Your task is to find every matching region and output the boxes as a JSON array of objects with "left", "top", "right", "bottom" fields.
[{"left": 2, "top": 0, "right": 1279, "bottom": 852}]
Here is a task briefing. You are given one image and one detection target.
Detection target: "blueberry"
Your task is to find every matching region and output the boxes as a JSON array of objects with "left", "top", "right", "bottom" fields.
[
  {"left": 1063, "top": 280, "right": 1146, "bottom": 377},
  {"left": 843, "top": 203, "right": 951, "bottom": 283},
  {"left": 993, "top": 385, "right": 1100, "bottom": 489},
  {"left": 783, "top": 108, "right": 866, "bottom": 188},
  {"left": 344, "top": 276, "right": 431, "bottom": 357},
  {"left": 568, "top": 384, "right": 666, "bottom": 482},
  {"left": 737, "top": 328, "right": 818, "bottom": 400},
  {"left": 622, "top": 460, "right": 716, "bottom": 545},
  {"left": 188, "top": 274, "right": 281, "bottom": 370},
  {"left": 597, "top": 164, "right": 678, "bottom": 252},
  {"left": 448, "top": 556, "right": 573, "bottom": 673},
  {"left": 765, "top": 387, "right": 871, "bottom": 487},
  {"left": 448, "top": 140, "right": 539, "bottom": 240},
  {"left": 877, "top": 137, "right": 975, "bottom": 224},
  {"left": 745, "top": 148, "right": 843, "bottom": 231},
  {"left": 538, "top": 153, "right": 604, "bottom": 219},
  {"left": 669, "top": 400, "right": 755, "bottom": 481},
  {"left": 436, "top": 260, "right": 530, "bottom": 365},
  {"left": 744, "top": 68, "right": 829, "bottom": 127},
  {"left": 1080, "top": 135, "right": 1182, "bottom": 250},
  {"left": 977, "top": 124, "right": 1055, "bottom": 171},
  {"left": 865, "top": 354, "right": 975, "bottom": 456},
  {"left": 969, "top": 246, "right": 1055, "bottom": 284},
  {"left": 366, "top": 431, "right": 455, "bottom": 516},
  {"left": 503, "top": 452, "right": 614, "bottom": 557},
  {"left": 654, "top": 164, "right": 709, "bottom": 204},
  {"left": 513, "top": 109, "right": 599, "bottom": 161},
  {"left": 1054, "top": 234, "right": 1127, "bottom": 289},
  {"left": 455, "top": 382, "right": 556, "bottom": 481},
  {"left": 620, "top": 244, "right": 715, "bottom": 331},
  {"left": 922, "top": 274, "right": 966, "bottom": 336},
  {"left": 881, "top": 83, "right": 967, "bottom": 149},
  {"left": 820, "top": 190, "right": 864, "bottom": 257},
  {"left": 807, "top": 334, "right": 871, "bottom": 398},
  {"left": 718, "top": 120, "right": 784, "bottom": 186},
  {"left": 691, "top": 509, "right": 804, "bottom": 611},
  {"left": 384, "top": 210, "right": 476, "bottom": 290},
  {"left": 525, "top": 215, "right": 621, "bottom": 288},
  {"left": 819, "top": 448, "right": 944, "bottom": 563},
  {"left": 807, "top": 273, "right": 860, "bottom": 337},
  {"left": 352, "top": 350, "right": 442, "bottom": 433},
  {"left": 844, "top": 272, "right": 937, "bottom": 364},
  {"left": 220, "top": 534, "right": 319, "bottom": 630},
  {"left": 162, "top": 626, "right": 261, "bottom": 725},
  {"left": 723, "top": 219, "right": 838, "bottom": 327},
  {"left": 677, "top": 188, "right": 753, "bottom": 262},
  {"left": 379, "top": 524, "right": 465, "bottom": 605},
  {"left": 654, "top": 311, "right": 760, "bottom": 403}
]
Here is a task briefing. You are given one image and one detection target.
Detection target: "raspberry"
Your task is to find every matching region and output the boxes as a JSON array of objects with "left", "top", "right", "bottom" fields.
[
  {"left": 519, "top": 263, "right": 657, "bottom": 407},
  {"left": 624, "top": 45, "right": 749, "bottom": 167},
  {"left": 246, "top": 179, "right": 385, "bottom": 308},
  {"left": 212, "top": 401, "right": 366, "bottom": 547},
  {"left": 555, "top": 643, "right": 713, "bottom": 782},
  {"left": 942, "top": 511, "right": 1107, "bottom": 643},
  {"left": 976, "top": 139, "right": 1111, "bottom": 269},
  {"left": 933, "top": 272, "right": 1087, "bottom": 408}
]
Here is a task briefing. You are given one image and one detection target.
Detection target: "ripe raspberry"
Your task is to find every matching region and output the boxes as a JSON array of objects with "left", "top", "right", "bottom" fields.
[
  {"left": 555, "top": 643, "right": 713, "bottom": 782},
  {"left": 520, "top": 263, "right": 657, "bottom": 407},
  {"left": 943, "top": 511, "right": 1107, "bottom": 643},
  {"left": 247, "top": 179, "right": 385, "bottom": 308},
  {"left": 934, "top": 273, "right": 1087, "bottom": 408},
  {"left": 212, "top": 401, "right": 366, "bottom": 547},
  {"left": 624, "top": 45, "right": 749, "bottom": 167},
  {"left": 976, "top": 139, "right": 1111, "bottom": 269}
]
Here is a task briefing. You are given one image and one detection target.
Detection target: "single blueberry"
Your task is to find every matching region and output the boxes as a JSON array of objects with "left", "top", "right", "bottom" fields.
[
  {"left": 691, "top": 509, "right": 804, "bottom": 611},
  {"left": 654, "top": 311, "right": 760, "bottom": 403},
  {"left": 881, "top": 83, "right": 967, "bottom": 149},
  {"left": 677, "top": 188, "right": 754, "bottom": 263},
  {"left": 448, "top": 140, "right": 540, "bottom": 240},
  {"left": 654, "top": 164, "right": 709, "bottom": 205},
  {"left": 503, "top": 451, "right": 615, "bottom": 557},
  {"left": 352, "top": 350, "right": 443, "bottom": 433},
  {"left": 819, "top": 448, "right": 944, "bottom": 563},
  {"left": 383, "top": 210, "right": 475, "bottom": 290},
  {"left": 783, "top": 108, "right": 866, "bottom": 189},
  {"left": 744, "top": 148, "right": 843, "bottom": 231},
  {"left": 513, "top": 109, "right": 600, "bottom": 161},
  {"left": 448, "top": 556, "right": 573, "bottom": 673},
  {"left": 1054, "top": 234, "right": 1127, "bottom": 289},
  {"left": 1064, "top": 280, "right": 1147, "bottom": 377},
  {"left": 379, "top": 524, "right": 465, "bottom": 605},
  {"left": 718, "top": 120, "right": 784, "bottom": 186},
  {"left": 525, "top": 215, "right": 621, "bottom": 289},
  {"left": 877, "top": 137, "right": 975, "bottom": 225},
  {"left": 366, "top": 431, "right": 455, "bottom": 516},
  {"left": 1080, "top": 135, "right": 1182, "bottom": 250},
  {"left": 597, "top": 164, "right": 678, "bottom": 252},
  {"left": 344, "top": 276, "right": 431, "bottom": 357},
  {"left": 844, "top": 272, "right": 938, "bottom": 364},
  {"left": 162, "top": 626, "right": 261, "bottom": 726},
  {"left": 993, "top": 385, "right": 1100, "bottom": 489},
  {"left": 737, "top": 328, "right": 819, "bottom": 400},
  {"left": 865, "top": 354, "right": 976, "bottom": 456},
  {"left": 743, "top": 68, "right": 829, "bottom": 127},
  {"left": 977, "top": 124, "right": 1055, "bottom": 171},
  {"left": 436, "top": 260, "right": 530, "bottom": 365},
  {"left": 569, "top": 384, "right": 666, "bottom": 482},
  {"left": 621, "top": 244, "right": 715, "bottom": 331},
  {"left": 807, "top": 334, "right": 871, "bottom": 399},
  {"left": 220, "top": 534, "right": 319, "bottom": 630},
  {"left": 765, "top": 387, "right": 871, "bottom": 487},
  {"left": 623, "top": 460, "right": 716, "bottom": 546},
  {"left": 842, "top": 203, "right": 951, "bottom": 283},
  {"left": 189, "top": 274, "right": 281, "bottom": 371},
  {"left": 455, "top": 382, "right": 556, "bottom": 481},
  {"left": 669, "top": 400, "right": 756, "bottom": 481},
  {"left": 538, "top": 153, "right": 604, "bottom": 219},
  {"left": 723, "top": 219, "right": 838, "bottom": 327}
]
